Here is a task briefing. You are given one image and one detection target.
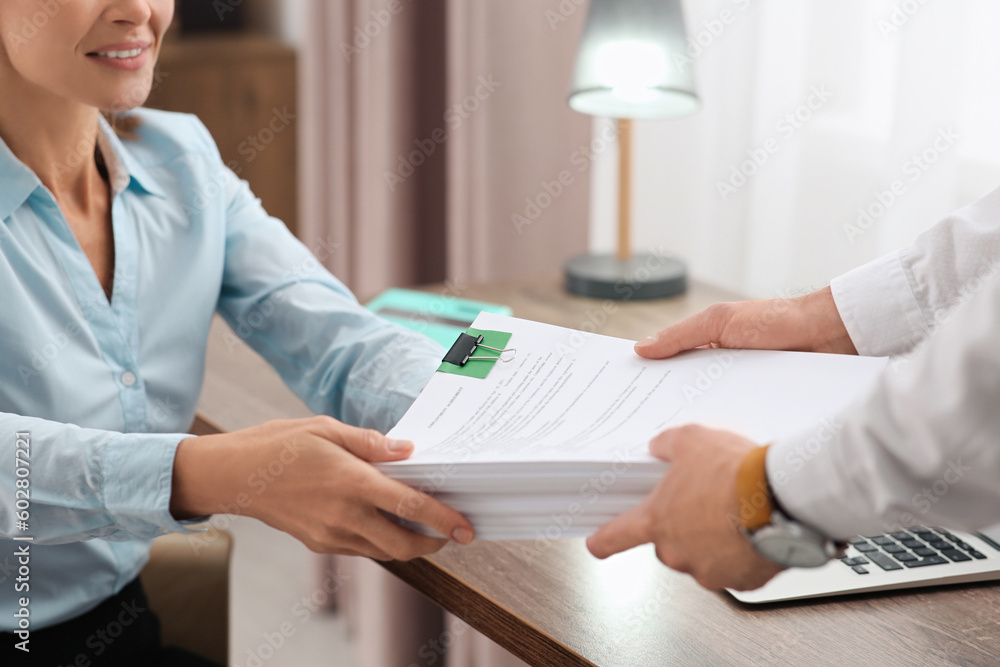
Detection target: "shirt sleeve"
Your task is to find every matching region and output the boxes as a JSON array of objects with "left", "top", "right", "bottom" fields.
[
  {"left": 0, "top": 416, "right": 198, "bottom": 544},
  {"left": 767, "top": 269, "right": 1000, "bottom": 539},
  {"left": 214, "top": 164, "right": 442, "bottom": 434},
  {"left": 830, "top": 184, "right": 1000, "bottom": 357}
]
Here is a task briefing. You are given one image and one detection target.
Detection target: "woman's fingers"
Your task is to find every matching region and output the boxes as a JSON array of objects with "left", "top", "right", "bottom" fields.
[
  {"left": 359, "top": 511, "right": 451, "bottom": 561},
  {"left": 321, "top": 534, "right": 393, "bottom": 561},
  {"left": 333, "top": 536, "right": 394, "bottom": 561},
  {"left": 309, "top": 416, "right": 415, "bottom": 462},
  {"left": 366, "top": 474, "right": 475, "bottom": 546},
  {"left": 308, "top": 416, "right": 475, "bottom": 545},
  {"left": 240, "top": 417, "right": 475, "bottom": 558}
]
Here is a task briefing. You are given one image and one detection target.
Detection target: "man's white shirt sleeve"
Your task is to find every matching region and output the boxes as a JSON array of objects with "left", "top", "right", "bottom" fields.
[
  {"left": 768, "top": 185, "right": 1000, "bottom": 538},
  {"left": 830, "top": 184, "right": 1000, "bottom": 357}
]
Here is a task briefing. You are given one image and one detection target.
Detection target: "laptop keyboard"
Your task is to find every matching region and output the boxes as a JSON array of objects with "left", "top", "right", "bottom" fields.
[{"left": 841, "top": 528, "right": 987, "bottom": 575}]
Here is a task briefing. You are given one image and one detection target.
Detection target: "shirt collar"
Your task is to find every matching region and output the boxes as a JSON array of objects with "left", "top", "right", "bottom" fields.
[
  {"left": 0, "top": 114, "right": 166, "bottom": 222},
  {"left": 96, "top": 114, "right": 167, "bottom": 200},
  {"left": 0, "top": 132, "right": 41, "bottom": 222}
]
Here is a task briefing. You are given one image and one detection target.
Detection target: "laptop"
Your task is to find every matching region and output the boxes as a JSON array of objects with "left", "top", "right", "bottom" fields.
[{"left": 729, "top": 524, "right": 1000, "bottom": 604}]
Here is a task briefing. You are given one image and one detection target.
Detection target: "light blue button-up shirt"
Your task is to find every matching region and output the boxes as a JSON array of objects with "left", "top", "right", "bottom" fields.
[{"left": 0, "top": 109, "right": 442, "bottom": 631}]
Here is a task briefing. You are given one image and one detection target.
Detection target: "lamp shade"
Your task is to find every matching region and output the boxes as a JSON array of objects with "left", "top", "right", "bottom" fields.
[{"left": 569, "top": 0, "right": 699, "bottom": 119}]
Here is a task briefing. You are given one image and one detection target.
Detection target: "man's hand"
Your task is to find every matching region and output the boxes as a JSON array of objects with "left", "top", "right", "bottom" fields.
[
  {"left": 635, "top": 286, "right": 858, "bottom": 359},
  {"left": 587, "top": 425, "right": 784, "bottom": 591},
  {"left": 171, "top": 416, "right": 474, "bottom": 561}
]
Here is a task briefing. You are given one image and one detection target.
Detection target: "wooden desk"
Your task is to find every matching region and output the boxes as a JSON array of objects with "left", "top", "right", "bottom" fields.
[{"left": 199, "top": 275, "right": 1000, "bottom": 667}]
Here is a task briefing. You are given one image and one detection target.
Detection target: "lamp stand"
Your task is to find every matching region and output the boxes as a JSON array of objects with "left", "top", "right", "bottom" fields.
[{"left": 565, "top": 118, "right": 688, "bottom": 300}]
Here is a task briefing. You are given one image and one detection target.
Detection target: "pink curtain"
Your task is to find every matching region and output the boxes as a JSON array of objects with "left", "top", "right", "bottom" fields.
[
  {"left": 299, "top": 1, "right": 590, "bottom": 665},
  {"left": 298, "top": 0, "right": 590, "bottom": 298}
]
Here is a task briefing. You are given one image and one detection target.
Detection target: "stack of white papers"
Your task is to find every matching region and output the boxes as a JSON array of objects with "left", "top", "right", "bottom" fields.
[{"left": 379, "top": 313, "right": 887, "bottom": 541}]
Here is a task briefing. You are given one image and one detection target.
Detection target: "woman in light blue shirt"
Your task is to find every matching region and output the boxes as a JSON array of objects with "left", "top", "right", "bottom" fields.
[{"left": 0, "top": 1, "right": 473, "bottom": 662}]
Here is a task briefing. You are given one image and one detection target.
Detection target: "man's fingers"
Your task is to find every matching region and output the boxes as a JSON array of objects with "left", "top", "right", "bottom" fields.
[
  {"left": 368, "top": 475, "right": 475, "bottom": 546},
  {"left": 648, "top": 425, "right": 709, "bottom": 462},
  {"left": 586, "top": 500, "right": 652, "bottom": 559},
  {"left": 634, "top": 305, "right": 729, "bottom": 359},
  {"left": 311, "top": 416, "right": 414, "bottom": 462}
]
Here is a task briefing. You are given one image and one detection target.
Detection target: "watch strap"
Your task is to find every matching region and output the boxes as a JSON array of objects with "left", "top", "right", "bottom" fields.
[{"left": 736, "top": 445, "right": 773, "bottom": 532}]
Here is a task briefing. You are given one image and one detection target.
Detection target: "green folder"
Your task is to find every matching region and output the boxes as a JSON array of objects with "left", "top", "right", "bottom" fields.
[{"left": 366, "top": 288, "right": 513, "bottom": 349}]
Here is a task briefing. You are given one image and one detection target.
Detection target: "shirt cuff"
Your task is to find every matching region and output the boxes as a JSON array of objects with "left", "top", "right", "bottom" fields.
[
  {"left": 101, "top": 432, "right": 205, "bottom": 539},
  {"left": 766, "top": 425, "right": 873, "bottom": 540},
  {"left": 830, "top": 251, "right": 928, "bottom": 357}
]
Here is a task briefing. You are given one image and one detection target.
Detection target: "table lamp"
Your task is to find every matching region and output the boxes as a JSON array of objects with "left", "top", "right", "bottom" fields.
[{"left": 566, "top": 0, "right": 700, "bottom": 300}]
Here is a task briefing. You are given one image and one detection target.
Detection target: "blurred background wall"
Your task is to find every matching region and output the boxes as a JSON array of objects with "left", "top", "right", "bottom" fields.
[{"left": 587, "top": 0, "right": 1000, "bottom": 299}]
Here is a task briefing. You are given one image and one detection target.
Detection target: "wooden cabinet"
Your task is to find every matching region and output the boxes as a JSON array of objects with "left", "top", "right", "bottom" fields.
[{"left": 146, "top": 34, "right": 299, "bottom": 237}]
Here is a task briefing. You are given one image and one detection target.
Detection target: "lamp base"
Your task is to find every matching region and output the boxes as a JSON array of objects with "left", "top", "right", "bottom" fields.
[{"left": 564, "top": 253, "right": 687, "bottom": 300}]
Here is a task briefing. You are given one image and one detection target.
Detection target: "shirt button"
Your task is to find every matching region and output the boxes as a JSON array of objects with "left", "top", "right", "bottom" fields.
[{"left": 121, "top": 371, "right": 137, "bottom": 387}]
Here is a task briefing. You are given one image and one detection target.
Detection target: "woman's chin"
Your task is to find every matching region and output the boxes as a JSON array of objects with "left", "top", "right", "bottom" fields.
[{"left": 103, "top": 89, "right": 152, "bottom": 113}]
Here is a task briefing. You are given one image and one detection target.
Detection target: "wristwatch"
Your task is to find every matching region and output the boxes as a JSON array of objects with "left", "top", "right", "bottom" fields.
[{"left": 736, "top": 445, "right": 846, "bottom": 568}]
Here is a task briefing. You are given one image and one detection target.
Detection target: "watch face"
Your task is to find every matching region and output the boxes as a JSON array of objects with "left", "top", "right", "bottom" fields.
[{"left": 754, "top": 533, "right": 830, "bottom": 568}]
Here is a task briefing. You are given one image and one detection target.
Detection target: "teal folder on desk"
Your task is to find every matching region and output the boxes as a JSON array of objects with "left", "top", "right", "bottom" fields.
[{"left": 366, "top": 288, "right": 513, "bottom": 348}]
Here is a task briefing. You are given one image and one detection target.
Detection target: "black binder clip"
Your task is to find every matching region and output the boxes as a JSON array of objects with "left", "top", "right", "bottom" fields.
[{"left": 443, "top": 333, "right": 516, "bottom": 367}]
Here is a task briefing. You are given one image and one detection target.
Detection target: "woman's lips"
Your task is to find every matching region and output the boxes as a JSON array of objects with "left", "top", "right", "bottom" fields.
[{"left": 86, "top": 41, "right": 152, "bottom": 71}]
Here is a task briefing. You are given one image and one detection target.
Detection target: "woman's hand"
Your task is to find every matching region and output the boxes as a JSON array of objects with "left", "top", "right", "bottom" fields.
[
  {"left": 170, "top": 416, "right": 474, "bottom": 560},
  {"left": 634, "top": 286, "right": 858, "bottom": 359}
]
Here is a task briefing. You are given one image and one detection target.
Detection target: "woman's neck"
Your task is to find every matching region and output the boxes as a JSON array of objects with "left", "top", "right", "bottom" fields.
[{"left": 0, "top": 69, "right": 105, "bottom": 210}]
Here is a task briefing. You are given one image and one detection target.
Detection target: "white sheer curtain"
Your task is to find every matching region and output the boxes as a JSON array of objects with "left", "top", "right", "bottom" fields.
[{"left": 591, "top": 0, "right": 1000, "bottom": 299}]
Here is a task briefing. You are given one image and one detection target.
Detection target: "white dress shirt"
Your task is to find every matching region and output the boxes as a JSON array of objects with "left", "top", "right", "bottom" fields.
[{"left": 768, "top": 185, "right": 1000, "bottom": 539}]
